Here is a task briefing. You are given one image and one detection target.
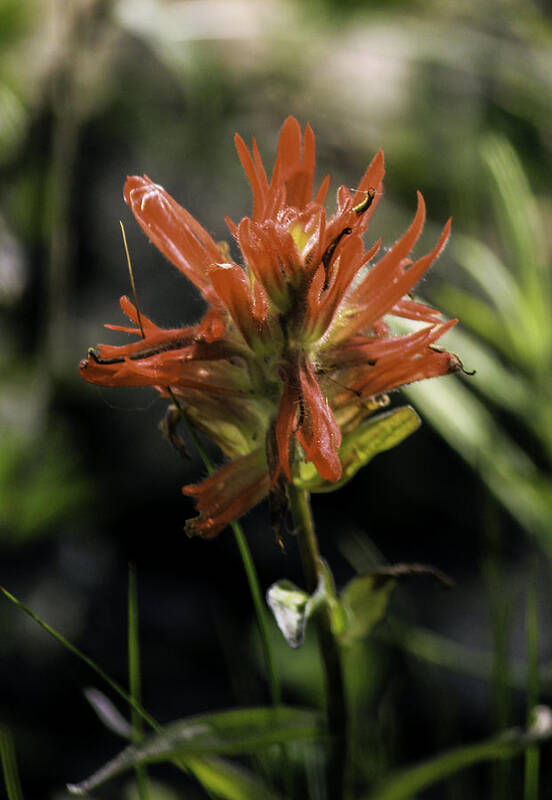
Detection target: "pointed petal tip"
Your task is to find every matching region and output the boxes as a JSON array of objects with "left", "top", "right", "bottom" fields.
[
  {"left": 234, "top": 131, "right": 246, "bottom": 148},
  {"left": 282, "top": 114, "right": 300, "bottom": 128},
  {"left": 415, "top": 190, "right": 426, "bottom": 210}
]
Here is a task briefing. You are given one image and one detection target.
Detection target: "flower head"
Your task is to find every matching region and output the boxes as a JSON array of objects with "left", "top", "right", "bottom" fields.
[{"left": 80, "top": 117, "right": 460, "bottom": 537}]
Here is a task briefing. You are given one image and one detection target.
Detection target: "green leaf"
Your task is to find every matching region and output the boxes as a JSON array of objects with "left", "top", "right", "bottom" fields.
[
  {"left": 364, "top": 706, "right": 552, "bottom": 800},
  {"left": 267, "top": 558, "right": 343, "bottom": 647},
  {"left": 340, "top": 574, "right": 396, "bottom": 644},
  {"left": 436, "top": 284, "right": 510, "bottom": 356},
  {"left": 480, "top": 134, "right": 552, "bottom": 368},
  {"left": 187, "top": 756, "right": 283, "bottom": 800},
  {"left": 294, "top": 407, "right": 420, "bottom": 493},
  {"left": 450, "top": 233, "right": 521, "bottom": 321},
  {"left": 67, "top": 707, "right": 322, "bottom": 796},
  {"left": 0, "top": 726, "right": 24, "bottom": 800},
  {"left": 124, "top": 779, "right": 180, "bottom": 800}
]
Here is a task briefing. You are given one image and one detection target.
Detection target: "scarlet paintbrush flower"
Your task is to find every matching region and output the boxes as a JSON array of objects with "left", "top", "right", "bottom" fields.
[{"left": 80, "top": 117, "right": 460, "bottom": 537}]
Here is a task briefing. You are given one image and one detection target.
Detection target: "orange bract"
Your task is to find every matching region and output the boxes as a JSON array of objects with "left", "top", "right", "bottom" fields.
[{"left": 80, "top": 117, "right": 460, "bottom": 537}]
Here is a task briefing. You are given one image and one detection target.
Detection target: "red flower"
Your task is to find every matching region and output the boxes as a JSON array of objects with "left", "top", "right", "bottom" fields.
[{"left": 80, "top": 117, "right": 460, "bottom": 537}]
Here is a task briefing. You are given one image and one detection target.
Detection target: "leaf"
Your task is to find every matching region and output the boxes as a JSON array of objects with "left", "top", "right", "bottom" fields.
[
  {"left": 266, "top": 580, "right": 313, "bottom": 649},
  {"left": 436, "top": 284, "right": 511, "bottom": 356},
  {"left": 340, "top": 574, "right": 396, "bottom": 644},
  {"left": 267, "top": 558, "right": 341, "bottom": 647},
  {"left": 294, "top": 407, "right": 420, "bottom": 493},
  {"left": 450, "top": 233, "right": 521, "bottom": 321},
  {"left": 187, "top": 756, "right": 283, "bottom": 800},
  {"left": 480, "top": 134, "right": 552, "bottom": 368},
  {"left": 364, "top": 706, "right": 552, "bottom": 800},
  {"left": 67, "top": 707, "right": 321, "bottom": 795},
  {"left": 0, "top": 725, "right": 24, "bottom": 800},
  {"left": 123, "top": 779, "right": 180, "bottom": 800}
]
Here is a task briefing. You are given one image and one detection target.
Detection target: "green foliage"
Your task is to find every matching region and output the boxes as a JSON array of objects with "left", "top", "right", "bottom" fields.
[
  {"left": 0, "top": 429, "right": 91, "bottom": 543},
  {"left": 339, "top": 573, "right": 396, "bottom": 645},
  {"left": 406, "top": 132, "right": 552, "bottom": 551},
  {"left": 0, "top": 726, "right": 23, "bottom": 800},
  {"left": 67, "top": 707, "right": 321, "bottom": 796},
  {"left": 124, "top": 780, "right": 181, "bottom": 800},
  {"left": 2, "top": 0, "right": 552, "bottom": 796},
  {"left": 295, "top": 406, "right": 420, "bottom": 493},
  {"left": 364, "top": 708, "right": 552, "bottom": 800}
]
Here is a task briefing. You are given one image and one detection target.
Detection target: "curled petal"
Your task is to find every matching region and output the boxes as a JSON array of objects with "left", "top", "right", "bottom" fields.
[{"left": 183, "top": 449, "right": 269, "bottom": 538}]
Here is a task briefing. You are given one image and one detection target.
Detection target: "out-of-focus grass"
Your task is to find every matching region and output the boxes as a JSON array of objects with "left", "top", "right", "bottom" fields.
[{"left": 406, "top": 132, "right": 552, "bottom": 552}]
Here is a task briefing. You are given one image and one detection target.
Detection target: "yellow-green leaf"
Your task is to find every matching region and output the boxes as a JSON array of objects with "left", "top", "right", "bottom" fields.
[{"left": 294, "top": 406, "right": 420, "bottom": 493}]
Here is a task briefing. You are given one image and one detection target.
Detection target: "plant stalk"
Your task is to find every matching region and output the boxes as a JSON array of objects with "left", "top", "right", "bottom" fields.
[{"left": 288, "top": 485, "right": 348, "bottom": 799}]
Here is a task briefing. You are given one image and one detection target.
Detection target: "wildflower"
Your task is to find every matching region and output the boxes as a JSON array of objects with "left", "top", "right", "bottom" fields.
[{"left": 80, "top": 117, "right": 460, "bottom": 538}]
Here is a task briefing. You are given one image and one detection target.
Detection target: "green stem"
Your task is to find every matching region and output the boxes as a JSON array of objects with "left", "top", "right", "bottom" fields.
[
  {"left": 287, "top": 485, "right": 348, "bottom": 800},
  {"left": 128, "top": 565, "right": 151, "bottom": 799},
  {"left": 167, "top": 389, "right": 281, "bottom": 706},
  {"left": 0, "top": 584, "right": 160, "bottom": 733},
  {"left": 231, "top": 520, "right": 281, "bottom": 706},
  {"left": 524, "top": 572, "right": 540, "bottom": 800},
  {"left": 0, "top": 727, "right": 24, "bottom": 800},
  {"left": 0, "top": 584, "right": 217, "bottom": 800}
]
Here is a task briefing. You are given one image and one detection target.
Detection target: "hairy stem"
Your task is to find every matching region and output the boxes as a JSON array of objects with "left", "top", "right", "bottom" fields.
[{"left": 287, "top": 485, "right": 348, "bottom": 799}]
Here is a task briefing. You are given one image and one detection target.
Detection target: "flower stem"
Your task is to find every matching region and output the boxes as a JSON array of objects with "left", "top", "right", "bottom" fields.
[
  {"left": 287, "top": 485, "right": 348, "bottom": 800},
  {"left": 168, "top": 390, "right": 281, "bottom": 707},
  {"left": 230, "top": 520, "right": 281, "bottom": 706}
]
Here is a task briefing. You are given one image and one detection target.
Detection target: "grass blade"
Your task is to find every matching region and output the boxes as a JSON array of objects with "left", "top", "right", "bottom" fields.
[
  {"left": 67, "top": 706, "right": 320, "bottom": 794},
  {"left": 128, "top": 564, "right": 151, "bottom": 799},
  {"left": 0, "top": 726, "right": 24, "bottom": 800},
  {"left": 365, "top": 710, "right": 552, "bottom": 800},
  {"left": 0, "top": 584, "right": 282, "bottom": 800},
  {"left": 480, "top": 134, "right": 551, "bottom": 369},
  {"left": 0, "top": 584, "right": 159, "bottom": 732},
  {"left": 524, "top": 571, "right": 540, "bottom": 800}
]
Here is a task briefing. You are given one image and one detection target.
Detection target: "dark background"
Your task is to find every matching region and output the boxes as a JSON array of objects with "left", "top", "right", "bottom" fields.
[{"left": 1, "top": 0, "right": 552, "bottom": 797}]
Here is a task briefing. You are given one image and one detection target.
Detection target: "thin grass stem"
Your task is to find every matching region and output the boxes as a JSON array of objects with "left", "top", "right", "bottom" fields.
[
  {"left": 524, "top": 570, "right": 539, "bottom": 800},
  {"left": 0, "top": 584, "right": 159, "bottom": 734},
  {"left": 0, "top": 726, "right": 24, "bottom": 800},
  {"left": 167, "top": 388, "right": 281, "bottom": 707},
  {"left": 0, "top": 585, "right": 221, "bottom": 798},
  {"left": 482, "top": 500, "right": 512, "bottom": 800},
  {"left": 128, "top": 565, "right": 151, "bottom": 800}
]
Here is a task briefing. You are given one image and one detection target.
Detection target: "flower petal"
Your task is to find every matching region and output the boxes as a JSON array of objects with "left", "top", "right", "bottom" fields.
[
  {"left": 183, "top": 449, "right": 269, "bottom": 538},
  {"left": 124, "top": 176, "right": 222, "bottom": 300}
]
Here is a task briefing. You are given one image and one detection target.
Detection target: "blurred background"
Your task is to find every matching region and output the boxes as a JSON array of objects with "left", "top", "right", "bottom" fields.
[{"left": 1, "top": 0, "right": 552, "bottom": 797}]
